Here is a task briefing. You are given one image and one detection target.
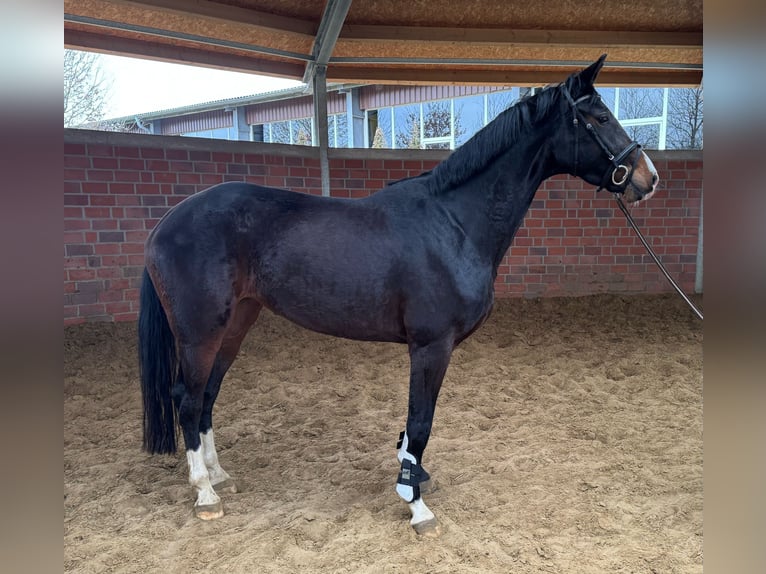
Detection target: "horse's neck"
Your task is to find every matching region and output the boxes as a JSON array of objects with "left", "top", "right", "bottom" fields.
[{"left": 443, "top": 133, "right": 556, "bottom": 268}]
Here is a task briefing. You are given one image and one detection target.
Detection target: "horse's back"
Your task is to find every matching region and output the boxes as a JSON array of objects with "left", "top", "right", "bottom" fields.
[{"left": 146, "top": 182, "right": 342, "bottom": 264}]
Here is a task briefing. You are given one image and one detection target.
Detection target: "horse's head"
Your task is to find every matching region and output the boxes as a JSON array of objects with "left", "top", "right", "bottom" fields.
[{"left": 556, "top": 55, "right": 659, "bottom": 204}]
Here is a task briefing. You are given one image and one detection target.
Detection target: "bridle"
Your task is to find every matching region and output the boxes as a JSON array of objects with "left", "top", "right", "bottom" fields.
[{"left": 561, "top": 84, "right": 641, "bottom": 194}]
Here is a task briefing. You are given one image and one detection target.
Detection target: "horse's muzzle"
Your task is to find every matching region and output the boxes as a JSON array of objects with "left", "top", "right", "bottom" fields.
[{"left": 624, "top": 152, "right": 659, "bottom": 203}]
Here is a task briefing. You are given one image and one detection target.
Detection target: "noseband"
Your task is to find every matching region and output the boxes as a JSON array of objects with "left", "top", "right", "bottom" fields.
[{"left": 562, "top": 85, "right": 641, "bottom": 193}]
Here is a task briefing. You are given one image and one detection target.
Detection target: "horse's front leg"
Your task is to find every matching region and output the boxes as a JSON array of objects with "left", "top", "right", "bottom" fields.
[{"left": 397, "top": 337, "right": 453, "bottom": 536}]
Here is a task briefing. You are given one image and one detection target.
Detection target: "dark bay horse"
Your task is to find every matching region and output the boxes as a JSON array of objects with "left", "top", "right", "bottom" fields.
[{"left": 139, "top": 55, "right": 658, "bottom": 534}]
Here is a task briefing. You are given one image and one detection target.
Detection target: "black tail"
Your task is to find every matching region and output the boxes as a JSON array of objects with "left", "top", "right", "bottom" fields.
[{"left": 138, "top": 268, "right": 178, "bottom": 454}]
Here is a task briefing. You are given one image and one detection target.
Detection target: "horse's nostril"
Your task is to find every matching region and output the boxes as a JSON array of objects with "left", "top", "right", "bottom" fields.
[{"left": 652, "top": 173, "right": 659, "bottom": 185}]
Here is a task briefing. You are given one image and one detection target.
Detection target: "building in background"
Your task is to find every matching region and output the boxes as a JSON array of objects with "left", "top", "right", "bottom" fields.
[{"left": 95, "top": 83, "right": 702, "bottom": 151}]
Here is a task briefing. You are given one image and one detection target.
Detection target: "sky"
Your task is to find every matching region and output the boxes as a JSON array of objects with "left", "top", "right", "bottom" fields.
[{"left": 98, "top": 53, "right": 303, "bottom": 118}]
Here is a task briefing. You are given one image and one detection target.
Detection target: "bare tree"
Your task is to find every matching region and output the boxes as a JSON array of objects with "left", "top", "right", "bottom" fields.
[
  {"left": 486, "top": 89, "right": 518, "bottom": 122},
  {"left": 95, "top": 118, "right": 141, "bottom": 133},
  {"left": 423, "top": 101, "right": 464, "bottom": 147},
  {"left": 395, "top": 110, "right": 421, "bottom": 149},
  {"left": 394, "top": 102, "right": 465, "bottom": 149},
  {"left": 332, "top": 114, "right": 348, "bottom": 148},
  {"left": 64, "top": 50, "right": 112, "bottom": 127},
  {"left": 666, "top": 87, "right": 703, "bottom": 149},
  {"left": 615, "top": 88, "right": 663, "bottom": 149},
  {"left": 611, "top": 87, "right": 703, "bottom": 150},
  {"left": 268, "top": 121, "right": 291, "bottom": 143}
]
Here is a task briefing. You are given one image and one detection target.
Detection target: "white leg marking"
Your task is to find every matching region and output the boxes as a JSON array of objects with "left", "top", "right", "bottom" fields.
[
  {"left": 396, "top": 431, "right": 418, "bottom": 502},
  {"left": 187, "top": 447, "right": 220, "bottom": 507},
  {"left": 408, "top": 497, "right": 436, "bottom": 528},
  {"left": 200, "top": 430, "right": 232, "bottom": 486}
]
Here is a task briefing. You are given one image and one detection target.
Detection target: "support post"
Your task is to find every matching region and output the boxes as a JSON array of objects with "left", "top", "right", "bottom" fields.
[
  {"left": 313, "top": 65, "right": 331, "bottom": 197},
  {"left": 232, "top": 106, "right": 250, "bottom": 141},
  {"left": 695, "top": 189, "right": 703, "bottom": 293},
  {"left": 346, "top": 88, "right": 364, "bottom": 148}
]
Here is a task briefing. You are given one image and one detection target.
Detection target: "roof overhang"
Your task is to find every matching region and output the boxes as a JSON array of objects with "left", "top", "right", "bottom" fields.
[{"left": 64, "top": 0, "right": 702, "bottom": 87}]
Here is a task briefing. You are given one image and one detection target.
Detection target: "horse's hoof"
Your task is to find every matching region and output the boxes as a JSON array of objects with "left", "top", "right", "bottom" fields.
[
  {"left": 412, "top": 517, "right": 441, "bottom": 537},
  {"left": 212, "top": 478, "right": 238, "bottom": 494},
  {"left": 419, "top": 479, "right": 437, "bottom": 495},
  {"left": 194, "top": 500, "right": 224, "bottom": 520}
]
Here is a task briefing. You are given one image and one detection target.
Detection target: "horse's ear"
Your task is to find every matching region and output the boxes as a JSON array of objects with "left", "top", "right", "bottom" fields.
[
  {"left": 581, "top": 54, "right": 607, "bottom": 86},
  {"left": 566, "top": 54, "right": 607, "bottom": 96}
]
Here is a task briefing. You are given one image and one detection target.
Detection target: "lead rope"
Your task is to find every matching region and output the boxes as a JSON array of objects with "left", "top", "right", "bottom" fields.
[{"left": 613, "top": 194, "right": 703, "bottom": 320}]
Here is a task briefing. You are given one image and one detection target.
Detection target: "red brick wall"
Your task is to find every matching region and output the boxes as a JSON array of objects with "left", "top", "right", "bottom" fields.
[{"left": 64, "top": 130, "right": 702, "bottom": 325}]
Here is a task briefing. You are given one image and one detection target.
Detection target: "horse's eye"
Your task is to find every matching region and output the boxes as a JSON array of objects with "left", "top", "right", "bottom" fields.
[{"left": 598, "top": 114, "right": 609, "bottom": 124}]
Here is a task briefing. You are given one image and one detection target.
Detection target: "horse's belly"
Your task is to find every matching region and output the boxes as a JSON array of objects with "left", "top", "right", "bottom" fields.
[
  {"left": 258, "top": 281, "right": 406, "bottom": 343},
  {"left": 273, "top": 304, "right": 406, "bottom": 343}
]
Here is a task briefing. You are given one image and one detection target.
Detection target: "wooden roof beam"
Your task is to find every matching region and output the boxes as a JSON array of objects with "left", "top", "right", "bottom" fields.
[
  {"left": 64, "top": 28, "right": 307, "bottom": 78},
  {"left": 104, "top": 0, "right": 317, "bottom": 37},
  {"left": 326, "top": 66, "right": 703, "bottom": 87},
  {"left": 340, "top": 26, "right": 702, "bottom": 50}
]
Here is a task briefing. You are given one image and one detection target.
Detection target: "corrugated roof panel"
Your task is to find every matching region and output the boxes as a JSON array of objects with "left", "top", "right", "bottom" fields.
[
  {"left": 359, "top": 85, "right": 510, "bottom": 109},
  {"left": 247, "top": 92, "right": 347, "bottom": 124},
  {"left": 160, "top": 109, "right": 233, "bottom": 135}
]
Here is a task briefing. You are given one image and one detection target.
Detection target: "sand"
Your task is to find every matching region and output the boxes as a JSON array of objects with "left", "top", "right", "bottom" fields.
[{"left": 65, "top": 294, "right": 703, "bottom": 573}]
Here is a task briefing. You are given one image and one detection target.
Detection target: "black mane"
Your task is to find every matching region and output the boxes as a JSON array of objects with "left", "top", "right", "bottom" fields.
[{"left": 427, "top": 84, "right": 564, "bottom": 193}]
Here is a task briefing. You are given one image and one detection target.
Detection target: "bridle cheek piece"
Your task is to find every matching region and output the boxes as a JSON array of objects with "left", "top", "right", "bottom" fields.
[{"left": 562, "top": 85, "right": 641, "bottom": 194}]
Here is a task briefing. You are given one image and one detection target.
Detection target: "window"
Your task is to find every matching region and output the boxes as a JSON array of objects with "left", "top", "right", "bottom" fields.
[
  {"left": 369, "top": 107, "right": 392, "bottom": 148},
  {"left": 422, "top": 101, "right": 453, "bottom": 149},
  {"left": 262, "top": 119, "right": 312, "bottom": 145},
  {"left": 486, "top": 89, "right": 519, "bottom": 123},
  {"left": 453, "top": 95, "right": 485, "bottom": 146},
  {"left": 600, "top": 86, "right": 703, "bottom": 150},
  {"left": 598, "top": 88, "right": 616, "bottom": 112},
  {"left": 394, "top": 105, "right": 421, "bottom": 149},
  {"left": 365, "top": 88, "right": 520, "bottom": 150},
  {"left": 364, "top": 86, "right": 703, "bottom": 151},
  {"left": 264, "top": 120, "right": 291, "bottom": 144},
  {"left": 181, "top": 127, "right": 236, "bottom": 139},
  {"left": 291, "top": 118, "right": 312, "bottom": 146},
  {"left": 666, "top": 87, "right": 703, "bottom": 150},
  {"left": 616, "top": 88, "right": 664, "bottom": 120},
  {"left": 624, "top": 124, "right": 661, "bottom": 150},
  {"left": 329, "top": 113, "right": 349, "bottom": 148}
]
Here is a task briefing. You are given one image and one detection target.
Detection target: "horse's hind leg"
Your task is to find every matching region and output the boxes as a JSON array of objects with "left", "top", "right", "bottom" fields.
[
  {"left": 199, "top": 299, "right": 262, "bottom": 494},
  {"left": 396, "top": 336, "right": 453, "bottom": 536},
  {"left": 198, "top": 351, "right": 237, "bottom": 495},
  {"left": 176, "top": 342, "right": 224, "bottom": 519}
]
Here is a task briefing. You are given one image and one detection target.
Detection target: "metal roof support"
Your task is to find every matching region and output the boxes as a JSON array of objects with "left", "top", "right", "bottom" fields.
[
  {"left": 313, "top": 65, "right": 331, "bottom": 197},
  {"left": 303, "top": 0, "right": 353, "bottom": 85},
  {"left": 231, "top": 107, "right": 249, "bottom": 141},
  {"left": 345, "top": 88, "right": 364, "bottom": 148},
  {"left": 306, "top": 1, "right": 351, "bottom": 196}
]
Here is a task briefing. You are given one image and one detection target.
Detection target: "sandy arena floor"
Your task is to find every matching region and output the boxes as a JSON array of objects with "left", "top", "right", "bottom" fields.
[{"left": 65, "top": 294, "right": 703, "bottom": 573}]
